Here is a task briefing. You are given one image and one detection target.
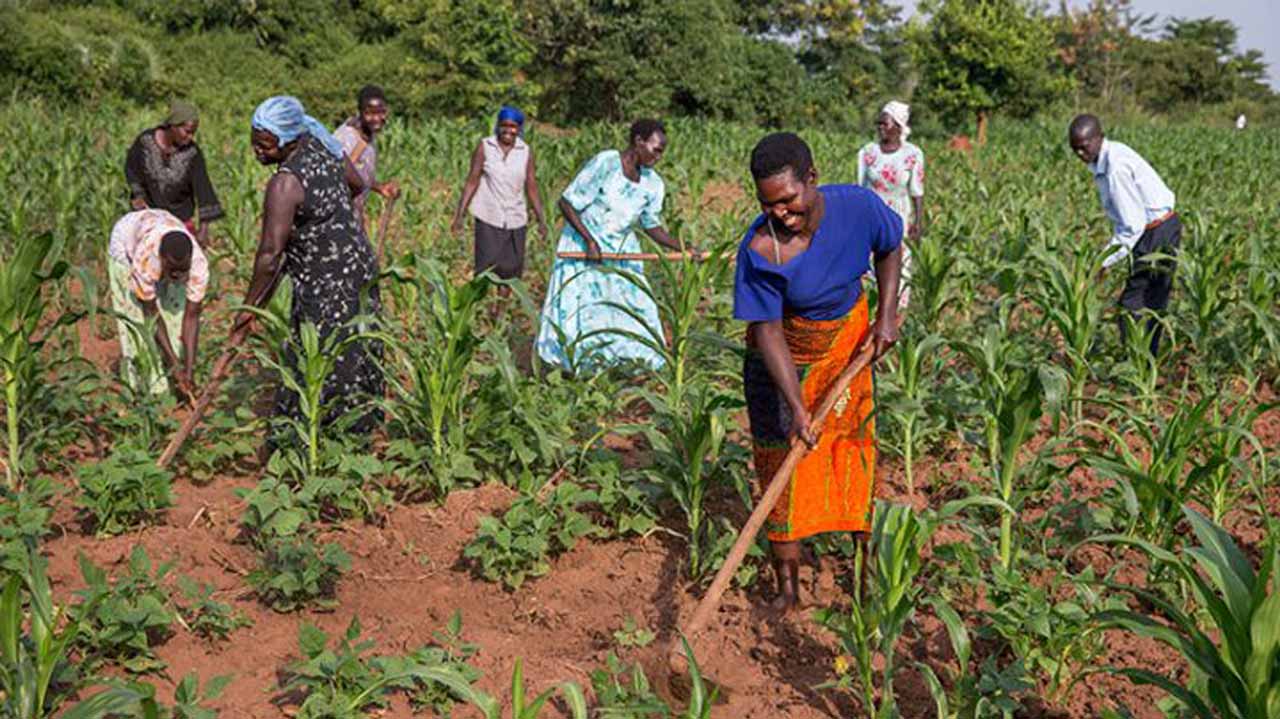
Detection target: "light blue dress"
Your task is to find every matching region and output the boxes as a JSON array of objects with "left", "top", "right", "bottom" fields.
[{"left": 535, "top": 150, "right": 667, "bottom": 371}]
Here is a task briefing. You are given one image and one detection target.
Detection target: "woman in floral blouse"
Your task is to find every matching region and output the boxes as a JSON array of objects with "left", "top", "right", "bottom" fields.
[{"left": 856, "top": 101, "right": 924, "bottom": 309}]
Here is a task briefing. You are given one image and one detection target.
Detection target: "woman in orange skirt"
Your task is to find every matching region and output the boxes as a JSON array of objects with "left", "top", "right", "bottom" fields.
[{"left": 734, "top": 132, "right": 903, "bottom": 612}]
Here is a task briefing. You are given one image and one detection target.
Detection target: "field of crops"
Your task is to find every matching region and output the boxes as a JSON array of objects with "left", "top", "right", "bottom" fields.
[{"left": 1, "top": 99, "right": 1278, "bottom": 719}]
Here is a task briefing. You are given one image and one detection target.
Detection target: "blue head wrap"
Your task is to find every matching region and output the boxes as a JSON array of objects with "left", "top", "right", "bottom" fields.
[
  {"left": 251, "top": 96, "right": 345, "bottom": 159},
  {"left": 496, "top": 105, "right": 525, "bottom": 135}
]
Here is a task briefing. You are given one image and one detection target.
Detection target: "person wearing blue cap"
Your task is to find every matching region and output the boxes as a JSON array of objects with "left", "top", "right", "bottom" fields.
[
  {"left": 452, "top": 105, "right": 548, "bottom": 295},
  {"left": 231, "top": 96, "right": 384, "bottom": 442}
]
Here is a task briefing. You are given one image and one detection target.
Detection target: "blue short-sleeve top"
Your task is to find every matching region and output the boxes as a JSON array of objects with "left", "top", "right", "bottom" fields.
[{"left": 733, "top": 185, "right": 903, "bottom": 322}]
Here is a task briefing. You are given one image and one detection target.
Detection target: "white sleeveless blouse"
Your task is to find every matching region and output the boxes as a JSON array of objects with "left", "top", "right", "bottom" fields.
[{"left": 469, "top": 136, "right": 529, "bottom": 229}]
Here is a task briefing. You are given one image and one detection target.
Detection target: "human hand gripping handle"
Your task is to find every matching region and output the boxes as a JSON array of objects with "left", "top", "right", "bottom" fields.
[
  {"left": 871, "top": 313, "right": 900, "bottom": 361},
  {"left": 789, "top": 401, "right": 818, "bottom": 449}
]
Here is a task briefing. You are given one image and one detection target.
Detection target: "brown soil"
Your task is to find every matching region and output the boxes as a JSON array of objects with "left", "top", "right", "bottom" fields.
[{"left": 38, "top": 327, "right": 1279, "bottom": 717}]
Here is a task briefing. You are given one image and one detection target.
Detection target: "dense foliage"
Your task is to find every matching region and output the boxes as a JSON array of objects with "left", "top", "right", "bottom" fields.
[{"left": 3, "top": 0, "right": 1275, "bottom": 132}]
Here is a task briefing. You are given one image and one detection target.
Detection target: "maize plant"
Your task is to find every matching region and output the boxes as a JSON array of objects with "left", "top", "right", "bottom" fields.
[
  {"left": 0, "top": 232, "right": 73, "bottom": 490},
  {"left": 817, "top": 502, "right": 931, "bottom": 719},
  {"left": 880, "top": 330, "right": 947, "bottom": 494},
  {"left": 1089, "top": 506, "right": 1280, "bottom": 719},
  {"left": 242, "top": 308, "right": 380, "bottom": 479},
  {"left": 636, "top": 380, "right": 744, "bottom": 579},
  {"left": 588, "top": 237, "right": 737, "bottom": 409},
  {"left": 380, "top": 256, "right": 490, "bottom": 498},
  {"left": 0, "top": 548, "right": 163, "bottom": 719},
  {"left": 1030, "top": 244, "right": 1106, "bottom": 425},
  {"left": 1080, "top": 395, "right": 1230, "bottom": 549},
  {"left": 908, "top": 230, "right": 961, "bottom": 332},
  {"left": 953, "top": 314, "right": 1059, "bottom": 571}
]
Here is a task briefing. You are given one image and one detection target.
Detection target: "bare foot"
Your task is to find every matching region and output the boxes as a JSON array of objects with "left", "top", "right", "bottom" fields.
[{"left": 769, "top": 591, "right": 800, "bottom": 616}]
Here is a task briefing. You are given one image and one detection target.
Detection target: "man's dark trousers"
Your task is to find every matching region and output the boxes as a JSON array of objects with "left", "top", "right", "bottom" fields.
[{"left": 1118, "top": 213, "right": 1181, "bottom": 355}]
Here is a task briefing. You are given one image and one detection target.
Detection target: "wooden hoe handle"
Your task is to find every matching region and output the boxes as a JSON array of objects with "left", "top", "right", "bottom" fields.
[
  {"left": 376, "top": 194, "right": 400, "bottom": 262},
  {"left": 671, "top": 312, "right": 904, "bottom": 665},
  {"left": 156, "top": 342, "right": 242, "bottom": 469},
  {"left": 556, "top": 251, "right": 727, "bottom": 262}
]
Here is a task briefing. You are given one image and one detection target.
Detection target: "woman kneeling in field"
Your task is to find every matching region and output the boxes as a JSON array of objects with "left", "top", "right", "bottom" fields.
[{"left": 735, "top": 133, "right": 903, "bottom": 612}]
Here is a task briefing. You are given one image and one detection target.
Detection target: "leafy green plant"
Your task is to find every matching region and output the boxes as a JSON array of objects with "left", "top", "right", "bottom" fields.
[
  {"left": 463, "top": 483, "right": 601, "bottom": 590},
  {"left": 586, "top": 453, "right": 659, "bottom": 538},
  {"left": 636, "top": 383, "right": 744, "bottom": 579},
  {"left": 180, "top": 406, "right": 260, "bottom": 483},
  {"left": 1080, "top": 395, "right": 1227, "bottom": 548},
  {"left": 174, "top": 576, "right": 251, "bottom": 642},
  {"left": 237, "top": 476, "right": 309, "bottom": 547},
  {"left": 817, "top": 502, "right": 931, "bottom": 718},
  {"left": 469, "top": 335, "right": 613, "bottom": 492},
  {"left": 591, "top": 653, "right": 668, "bottom": 718},
  {"left": 880, "top": 331, "right": 947, "bottom": 493},
  {"left": 1030, "top": 244, "right": 1106, "bottom": 424},
  {"left": 282, "top": 617, "right": 496, "bottom": 719},
  {"left": 0, "top": 477, "right": 53, "bottom": 568},
  {"left": 380, "top": 611, "right": 485, "bottom": 716},
  {"left": 75, "top": 441, "right": 173, "bottom": 536},
  {"left": 248, "top": 534, "right": 351, "bottom": 613},
  {"left": 71, "top": 545, "right": 175, "bottom": 674},
  {"left": 980, "top": 563, "right": 1122, "bottom": 703},
  {"left": 495, "top": 657, "right": 587, "bottom": 719},
  {"left": 612, "top": 617, "right": 655, "bottom": 649},
  {"left": 953, "top": 317, "right": 1058, "bottom": 571},
  {"left": 0, "top": 232, "right": 74, "bottom": 491},
  {"left": 1087, "top": 506, "right": 1280, "bottom": 719},
  {"left": 167, "top": 671, "right": 231, "bottom": 719},
  {"left": 264, "top": 441, "right": 391, "bottom": 524},
  {"left": 380, "top": 256, "right": 490, "bottom": 499}
]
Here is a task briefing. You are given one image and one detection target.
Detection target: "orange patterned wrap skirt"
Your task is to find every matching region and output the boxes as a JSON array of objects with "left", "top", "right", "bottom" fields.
[{"left": 743, "top": 294, "right": 876, "bottom": 542}]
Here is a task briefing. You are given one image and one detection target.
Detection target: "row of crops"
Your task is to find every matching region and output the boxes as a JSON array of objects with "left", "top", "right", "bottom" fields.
[{"left": 1, "top": 98, "right": 1278, "bottom": 717}]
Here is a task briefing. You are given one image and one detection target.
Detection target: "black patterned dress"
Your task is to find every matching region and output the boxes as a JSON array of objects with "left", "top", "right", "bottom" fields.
[{"left": 274, "top": 135, "right": 383, "bottom": 434}]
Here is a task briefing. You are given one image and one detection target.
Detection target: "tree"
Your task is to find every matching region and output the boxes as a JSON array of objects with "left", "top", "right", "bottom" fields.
[
  {"left": 1053, "top": 0, "right": 1155, "bottom": 106},
  {"left": 375, "top": 0, "right": 538, "bottom": 119},
  {"left": 517, "top": 0, "right": 821, "bottom": 125},
  {"left": 910, "top": 0, "right": 1071, "bottom": 141},
  {"left": 737, "top": 0, "right": 911, "bottom": 114}
]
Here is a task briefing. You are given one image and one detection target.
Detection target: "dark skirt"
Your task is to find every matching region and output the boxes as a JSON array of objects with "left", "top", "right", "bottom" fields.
[{"left": 474, "top": 218, "right": 527, "bottom": 280}]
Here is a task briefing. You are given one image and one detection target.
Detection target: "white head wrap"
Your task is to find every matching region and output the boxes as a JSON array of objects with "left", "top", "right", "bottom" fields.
[{"left": 881, "top": 100, "right": 911, "bottom": 139}]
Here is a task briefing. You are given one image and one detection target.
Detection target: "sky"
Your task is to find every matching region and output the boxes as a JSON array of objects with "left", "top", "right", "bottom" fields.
[{"left": 898, "top": 0, "right": 1280, "bottom": 89}]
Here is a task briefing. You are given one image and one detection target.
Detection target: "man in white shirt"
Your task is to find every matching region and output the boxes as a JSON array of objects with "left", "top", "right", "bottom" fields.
[{"left": 1069, "top": 114, "right": 1180, "bottom": 355}]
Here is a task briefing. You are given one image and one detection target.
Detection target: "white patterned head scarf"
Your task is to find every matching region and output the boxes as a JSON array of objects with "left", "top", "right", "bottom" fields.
[{"left": 881, "top": 100, "right": 911, "bottom": 140}]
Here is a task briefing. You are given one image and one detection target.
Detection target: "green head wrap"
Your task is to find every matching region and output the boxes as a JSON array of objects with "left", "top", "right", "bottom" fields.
[{"left": 164, "top": 100, "right": 199, "bottom": 127}]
